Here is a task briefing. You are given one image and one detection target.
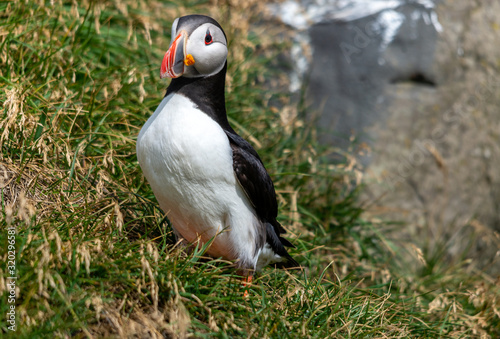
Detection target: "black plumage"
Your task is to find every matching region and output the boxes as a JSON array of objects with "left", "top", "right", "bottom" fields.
[{"left": 165, "top": 60, "right": 297, "bottom": 268}]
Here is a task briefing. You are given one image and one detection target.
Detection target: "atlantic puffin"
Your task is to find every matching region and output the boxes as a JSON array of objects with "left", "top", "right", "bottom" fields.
[{"left": 136, "top": 15, "right": 298, "bottom": 278}]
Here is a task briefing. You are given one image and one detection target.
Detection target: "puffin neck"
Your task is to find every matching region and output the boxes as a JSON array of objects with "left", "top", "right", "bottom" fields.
[{"left": 165, "top": 62, "right": 232, "bottom": 131}]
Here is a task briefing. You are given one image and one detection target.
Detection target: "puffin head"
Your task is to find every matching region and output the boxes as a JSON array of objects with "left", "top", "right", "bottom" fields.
[{"left": 160, "top": 15, "right": 228, "bottom": 79}]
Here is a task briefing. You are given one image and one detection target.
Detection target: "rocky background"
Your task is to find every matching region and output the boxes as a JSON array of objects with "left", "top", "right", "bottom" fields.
[{"left": 269, "top": 0, "right": 500, "bottom": 272}]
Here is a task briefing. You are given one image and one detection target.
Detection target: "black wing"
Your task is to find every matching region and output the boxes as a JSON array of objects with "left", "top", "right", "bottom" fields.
[{"left": 225, "top": 130, "right": 298, "bottom": 267}]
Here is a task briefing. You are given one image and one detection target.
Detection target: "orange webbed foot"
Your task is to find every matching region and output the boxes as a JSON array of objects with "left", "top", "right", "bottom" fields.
[{"left": 242, "top": 275, "right": 253, "bottom": 298}]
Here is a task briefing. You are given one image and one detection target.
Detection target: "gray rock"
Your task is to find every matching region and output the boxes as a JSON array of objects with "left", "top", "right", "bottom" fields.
[
  {"left": 307, "top": 3, "right": 439, "bottom": 154},
  {"left": 269, "top": 0, "right": 500, "bottom": 272},
  {"left": 364, "top": 0, "right": 500, "bottom": 271}
]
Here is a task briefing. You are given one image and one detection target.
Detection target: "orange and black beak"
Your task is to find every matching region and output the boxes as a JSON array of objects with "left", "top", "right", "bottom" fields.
[{"left": 160, "top": 31, "right": 195, "bottom": 79}]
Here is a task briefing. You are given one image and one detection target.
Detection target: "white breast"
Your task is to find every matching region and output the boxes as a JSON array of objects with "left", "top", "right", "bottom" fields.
[{"left": 137, "top": 93, "right": 261, "bottom": 269}]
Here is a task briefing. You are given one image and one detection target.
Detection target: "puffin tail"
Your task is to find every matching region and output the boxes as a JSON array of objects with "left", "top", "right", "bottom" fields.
[{"left": 265, "top": 222, "right": 300, "bottom": 269}]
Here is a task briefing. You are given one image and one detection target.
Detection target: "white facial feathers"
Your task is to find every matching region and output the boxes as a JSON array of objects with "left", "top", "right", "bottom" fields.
[{"left": 185, "top": 23, "right": 228, "bottom": 77}]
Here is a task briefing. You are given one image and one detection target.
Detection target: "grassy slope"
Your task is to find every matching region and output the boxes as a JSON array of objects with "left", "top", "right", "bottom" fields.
[{"left": 0, "top": 0, "right": 499, "bottom": 338}]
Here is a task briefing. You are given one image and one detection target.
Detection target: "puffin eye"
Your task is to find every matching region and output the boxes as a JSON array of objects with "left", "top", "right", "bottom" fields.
[{"left": 204, "top": 30, "right": 213, "bottom": 45}]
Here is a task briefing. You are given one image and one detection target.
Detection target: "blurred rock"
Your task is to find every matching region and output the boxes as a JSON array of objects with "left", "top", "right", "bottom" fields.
[
  {"left": 307, "top": 2, "right": 439, "bottom": 154},
  {"left": 269, "top": 0, "right": 500, "bottom": 271},
  {"left": 364, "top": 0, "right": 500, "bottom": 271}
]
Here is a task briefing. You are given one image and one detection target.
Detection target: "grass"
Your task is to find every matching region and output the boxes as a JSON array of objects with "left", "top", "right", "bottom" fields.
[{"left": 1, "top": 0, "right": 499, "bottom": 337}]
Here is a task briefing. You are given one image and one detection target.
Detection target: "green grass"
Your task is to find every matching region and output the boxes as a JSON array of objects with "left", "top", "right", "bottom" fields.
[{"left": 1, "top": 0, "right": 499, "bottom": 337}]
